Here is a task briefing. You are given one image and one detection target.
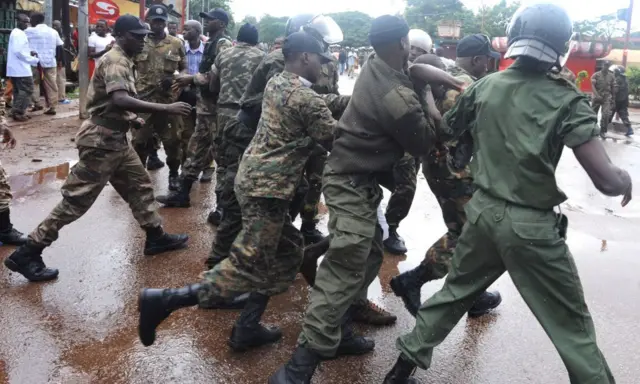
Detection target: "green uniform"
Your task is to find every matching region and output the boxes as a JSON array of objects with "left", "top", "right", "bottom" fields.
[
  {"left": 384, "top": 152, "right": 418, "bottom": 229},
  {"left": 28, "top": 45, "right": 162, "bottom": 247},
  {"left": 397, "top": 61, "right": 615, "bottom": 384},
  {"left": 591, "top": 70, "right": 617, "bottom": 134},
  {"left": 181, "top": 34, "right": 233, "bottom": 181},
  {"left": 206, "top": 42, "right": 266, "bottom": 267},
  {"left": 0, "top": 95, "right": 11, "bottom": 213},
  {"left": 297, "top": 54, "right": 434, "bottom": 357},
  {"left": 132, "top": 34, "right": 186, "bottom": 171},
  {"left": 612, "top": 73, "right": 631, "bottom": 129},
  {"left": 198, "top": 71, "right": 347, "bottom": 304}
]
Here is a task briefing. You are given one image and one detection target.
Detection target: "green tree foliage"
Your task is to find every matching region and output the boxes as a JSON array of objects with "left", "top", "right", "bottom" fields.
[
  {"left": 573, "top": 15, "right": 625, "bottom": 42},
  {"left": 626, "top": 66, "right": 640, "bottom": 99},
  {"left": 186, "top": 0, "right": 235, "bottom": 35},
  {"left": 327, "top": 11, "right": 373, "bottom": 47},
  {"left": 476, "top": 0, "right": 520, "bottom": 38},
  {"left": 257, "top": 15, "right": 289, "bottom": 43}
]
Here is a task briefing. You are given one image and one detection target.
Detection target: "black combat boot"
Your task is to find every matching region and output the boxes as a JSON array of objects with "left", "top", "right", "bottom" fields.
[
  {"left": 138, "top": 283, "right": 202, "bottom": 346},
  {"left": 4, "top": 241, "right": 59, "bottom": 282},
  {"left": 268, "top": 346, "right": 322, "bottom": 384},
  {"left": 468, "top": 290, "right": 502, "bottom": 318},
  {"left": 143, "top": 226, "right": 189, "bottom": 256},
  {"left": 300, "top": 221, "right": 324, "bottom": 245},
  {"left": 168, "top": 171, "right": 180, "bottom": 191},
  {"left": 146, "top": 150, "right": 165, "bottom": 171},
  {"left": 299, "top": 235, "right": 330, "bottom": 286},
  {"left": 336, "top": 308, "right": 375, "bottom": 357},
  {"left": 0, "top": 209, "right": 28, "bottom": 245},
  {"left": 390, "top": 263, "right": 433, "bottom": 316},
  {"left": 156, "top": 177, "right": 194, "bottom": 208},
  {"left": 384, "top": 226, "right": 408, "bottom": 254},
  {"left": 207, "top": 208, "right": 223, "bottom": 226},
  {"left": 200, "top": 167, "right": 215, "bottom": 183},
  {"left": 228, "top": 292, "right": 283, "bottom": 351},
  {"left": 383, "top": 354, "right": 420, "bottom": 384}
]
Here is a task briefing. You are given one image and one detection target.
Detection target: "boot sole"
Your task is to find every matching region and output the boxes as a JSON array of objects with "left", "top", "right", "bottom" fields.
[
  {"left": 137, "top": 289, "right": 156, "bottom": 346},
  {"left": 144, "top": 236, "right": 190, "bottom": 256},
  {"left": 467, "top": 295, "right": 503, "bottom": 318},
  {"left": 0, "top": 239, "right": 28, "bottom": 246},
  {"left": 227, "top": 334, "right": 282, "bottom": 352},
  {"left": 4, "top": 258, "right": 59, "bottom": 282}
]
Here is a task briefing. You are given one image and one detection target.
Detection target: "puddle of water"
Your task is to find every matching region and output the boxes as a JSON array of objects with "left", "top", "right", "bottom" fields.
[{"left": 8, "top": 162, "right": 75, "bottom": 199}]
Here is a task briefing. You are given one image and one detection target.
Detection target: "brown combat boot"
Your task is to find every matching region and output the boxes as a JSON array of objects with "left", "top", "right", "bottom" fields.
[{"left": 351, "top": 299, "right": 397, "bottom": 326}]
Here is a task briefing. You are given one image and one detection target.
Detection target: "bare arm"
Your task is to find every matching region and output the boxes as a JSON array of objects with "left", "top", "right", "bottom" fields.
[
  {"left": 573, "top": 139, "right": 632, "bottom": 205},
  {"left": 409, "top": 63, "right": 465, "bottom": 90},
  {"left": 111, "top": 90, "right": 190, "bottom": 115}
]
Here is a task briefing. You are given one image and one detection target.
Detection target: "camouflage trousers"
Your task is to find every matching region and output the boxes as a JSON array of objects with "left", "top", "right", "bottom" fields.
[
  {"left": 385, "top": 153, "right": 418, "bottom": 228},
  {"left": 178, "top": 111, "right": 195, "bottom": 165},
  {"left": 198, "top": 195, "right": 304, "bottom": 303},
  {"left": 592, "top": 95, "right": 614, "bottom": 133},
  {"left": 28, "top": 145, "right": 162, "bottom": 247},
  {"left": 297, "top": 148, "right": 327, "bottom": 224},
  {"left": 132, "top": 105, "right": 182, "bottom": 172},
  {"left": 420, "top": 176, "right": 474, "bottom": 280},
  {"left": 0, "top": 165, "right": 12, "bottom": 212},
  {"left": 182, "top": 114, "right": 217, "bottom": 181},
  {"left": 214, "top": 109, "right": 237, "bottom": 204},
  {"left": 611, "top": 99, "right": 632, "bottom": 128}
]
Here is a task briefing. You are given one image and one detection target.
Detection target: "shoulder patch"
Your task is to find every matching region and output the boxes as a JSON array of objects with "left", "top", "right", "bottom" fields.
[
  {"left": 382, "top": 86, "right": 418, "bottom": 121},
  {"left": 546, "top": 71, "right": 579, "bottom": 91}
]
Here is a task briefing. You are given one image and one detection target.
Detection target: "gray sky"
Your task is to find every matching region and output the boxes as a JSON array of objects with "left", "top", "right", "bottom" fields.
[{"left": 230, "top": 0, "right": 639, "bottom": 34}]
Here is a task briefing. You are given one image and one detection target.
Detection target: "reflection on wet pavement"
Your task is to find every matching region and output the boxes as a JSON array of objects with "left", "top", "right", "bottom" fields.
[{"left": 1, "top": 118, "right": 640, "bottom": 383}]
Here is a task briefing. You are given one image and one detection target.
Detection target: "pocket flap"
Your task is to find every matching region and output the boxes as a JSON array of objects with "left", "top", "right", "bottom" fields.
[
  {"left": 336, "top": 215, "right": 376, "bottom": 238},
  {"left": 165, "top": 54, "right": 181, "bottom": 62},
  {"left": 511, "top": 222, "right": 558, "bottom": 241}
]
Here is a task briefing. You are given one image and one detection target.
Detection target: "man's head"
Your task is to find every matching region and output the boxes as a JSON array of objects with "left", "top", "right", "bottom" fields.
[
  {"left": 408, "top": 29, "right": 432, "bottom": 62},
  {"left": 167, "top": 21, "right": 178, "bottom": 36},
  {"left": 95, "top": 19, "right": 108, "bottom": 36},
  {"left": 435, "top": 47, "right": 445, "bottom": 57},
  {"left": 16, "top": 13, "right": 29, "bottom": 31},
  {"left": 455, "top": 34, "right": 500, "bottom": 78},
  {"left": 601, "top": 60, "right": 612, "bottom": 72},
  {"left": 113, "top": 15, "right": 150, "bottom": 56},
  {"left": 237, "top": 23, "right": 259, "bottom": 46},
  {"left": 147, "top": 4, "right": 168, "bottom": 37},
  {"left": 368, "top": 15, "right": 411, "bottom": 67},
  {"left": 183, "top": 20, "right": 202, "bottom": 42},
  {"left": 283, "top": 31, "right": 334, "bottom": 84},
  {"left": 272, "top": 36, "right": 285, "bottom": 51},
  {"left": 53, "top": 20, "right": 62, "bottom": 32},
  {"left": 30, "top": 12, "right": 44, "bottom": 27},
  {"left": 199, "top": 8, "right": 229, "bottom": 35}
]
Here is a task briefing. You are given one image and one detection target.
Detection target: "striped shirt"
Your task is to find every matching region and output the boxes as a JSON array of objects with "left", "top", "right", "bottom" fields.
[{"left": 185, "top": 41, "right": 204, "bottom": 75}]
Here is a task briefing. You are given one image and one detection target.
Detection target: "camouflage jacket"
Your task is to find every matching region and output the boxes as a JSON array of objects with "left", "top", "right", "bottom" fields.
[
  {"left": 424, "top": 65, "right": 476, "bottom": 181},
  {"left": 235, "top": 71, "right": 349, "bottom": 200},
  {"left": 615, "top": 74, "right": 629, "bottom": 103},
  {"left": 238, "top": 48, "right": 339, "bottom": 128},
  {"left": 195, "top": 34, "right": 233, "bottom": 115},
  {"left": 559, "top": 67, "right": 576, "bottom": 83},
  {"left": 591, "top": 70, "right": 616, "bottom": 99},
  {"left": 76, "top": 45, "right": 137, "bottom": 151},
  {"left": 213, "top": 42, "right": 265, "bottom": 113},
  {"left": 134, "top": 34, "right": 186, "bottom": 102}
]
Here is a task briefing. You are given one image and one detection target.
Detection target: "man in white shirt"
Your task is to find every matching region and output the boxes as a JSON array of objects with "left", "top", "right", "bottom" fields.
[
  {"left": 7, "top": 13, "right": 39, "bottom": 121},
  {"left": 25, "top": 12, "right": 63, "bottom": 115}
]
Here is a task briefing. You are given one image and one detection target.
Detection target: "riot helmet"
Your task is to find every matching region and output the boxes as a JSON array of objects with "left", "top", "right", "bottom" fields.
[
  {"left": 505, "top": 3, "right": 577, "bottom": 69},
  {"left": 285, "top": 14, "right": 344, "bottom": 47},
  {"left": 408, "top": 29, "right": 433, "bottom": 53}
]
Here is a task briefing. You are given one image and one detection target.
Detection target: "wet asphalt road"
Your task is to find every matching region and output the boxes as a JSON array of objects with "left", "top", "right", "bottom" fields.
[{"left": 2, "top": 78, "right": 640, "bottom": 383}]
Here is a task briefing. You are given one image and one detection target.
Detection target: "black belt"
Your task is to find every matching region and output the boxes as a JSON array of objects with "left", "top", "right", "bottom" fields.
[
  {"left": 90, "top": 116, "right": 130, "bottom": 133},
  {"left": 218, "top": 103, "right": 240, "bottom": 110}
]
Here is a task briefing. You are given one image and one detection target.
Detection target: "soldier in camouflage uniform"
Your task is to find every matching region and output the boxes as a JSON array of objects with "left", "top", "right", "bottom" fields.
[
  {"left": 138, "top": 32, "right": 349, "bottom": 352},
  {"left": 0, "top": 91, "right": 29, "bottom": 246},
  {"left": 591, "top": 60, "right": 617, "bottom": 138},
  {"left": 132, "top": 4, "right": 186, "bottom": 191},
  {"left": 611, "top": 65, "right": 633, "bottom": 137},
  {"left": 203, "top": 24, "right": 265, "bottom": 269},
  {"left": 3, "top": 15, "right": 191, "bottom": 283},
  {"left": 156, "top": 8, "right": 233, "bottom": 209},
  {"left": 390, "top": 35, "right": 503, "bottom": 318}
]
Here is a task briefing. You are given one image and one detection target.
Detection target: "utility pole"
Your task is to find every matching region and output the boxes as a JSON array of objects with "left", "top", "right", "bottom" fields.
[
  {"left": 78, "top": 0, "right": 89, "bottom": 119},
  {"left": 623, "top": 0, "right": 634, "bottom": 68},
  {"left": 44, "top": 0, "right": 53, "bottom": 26},
  {"left": 140, "top": 0, "right": 146, "bottom": 19}
]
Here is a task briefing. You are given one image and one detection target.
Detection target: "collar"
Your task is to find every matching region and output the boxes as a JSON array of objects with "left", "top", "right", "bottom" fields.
[
  {"left": 281, "top": 71, "right": 312, "bottom": 87},
  {"left": 298, "top": 76, "right": 312, "bottom": 88},
  {"left": 448, "top": 65, "right": 477, "bottom": 81},
  {"left": 145, "top": 34, "right": 172, "bottom": 47},
  {"left": 369, "top": 53, "right": 414, "bottom": 89},
  {"left": 111, "top": 44, "right": 134, "bottom": 66},
  {"left": 185, "top": 40, "right": 204, "bottom": 54}
]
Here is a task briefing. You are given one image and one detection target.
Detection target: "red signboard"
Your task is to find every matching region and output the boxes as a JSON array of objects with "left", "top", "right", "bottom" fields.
[{"left": 89, "top": 0, "right": 120, "bottom": 24}]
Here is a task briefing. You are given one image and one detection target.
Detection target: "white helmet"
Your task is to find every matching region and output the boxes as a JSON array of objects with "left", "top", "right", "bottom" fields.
[{"left": 408, "top": 29, "right": 433, "bottom": 53}]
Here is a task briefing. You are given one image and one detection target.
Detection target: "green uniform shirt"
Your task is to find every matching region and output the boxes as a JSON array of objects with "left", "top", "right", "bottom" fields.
[
  {"left": 442, "top": 60, "right": 599, "bottom": 210},
  {"left": 134, "top": 34, "right": 186, "bottom": 101},
  {"left": 235, "top": 71, "right": 348, "bottom": 200},
  {"left": 77, "top": 45, "right": 137, "bottom": 151},
  {"left": 212, "top": 43, "right": 265, "bottom": 108}
]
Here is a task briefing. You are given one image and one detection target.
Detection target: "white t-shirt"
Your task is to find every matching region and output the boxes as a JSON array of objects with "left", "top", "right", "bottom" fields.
[{"left": 88, "top": 33, "right": 115, "bottom": 53}]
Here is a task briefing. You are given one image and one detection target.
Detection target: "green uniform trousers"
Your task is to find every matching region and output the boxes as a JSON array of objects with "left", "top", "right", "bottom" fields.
[
  {"left": 396, "top": 189, "right": 615, "bottom": 384},
  {"left": 299, "top": 148, "right": 327, "bottom": 224},
  {"left": 298, "top": 164, "right": 385, "bottom": 358},
  {"left": 29, "top": 146, "right": 162, "bottom": 247},
  {"left": 182, "top": 114, "right": 217, "bottom": 181},
  {"left": 214, "top": 109, "right": 237, "bottom": 203},
  {"left": 198, "top": 194, "right": 304, "bottom": 304},
  {"left": 385, "top": 153, "right": 418, "bottom": 228},
  {"left": 132, "top": 108, "right": 182, "bottom": 172}
]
